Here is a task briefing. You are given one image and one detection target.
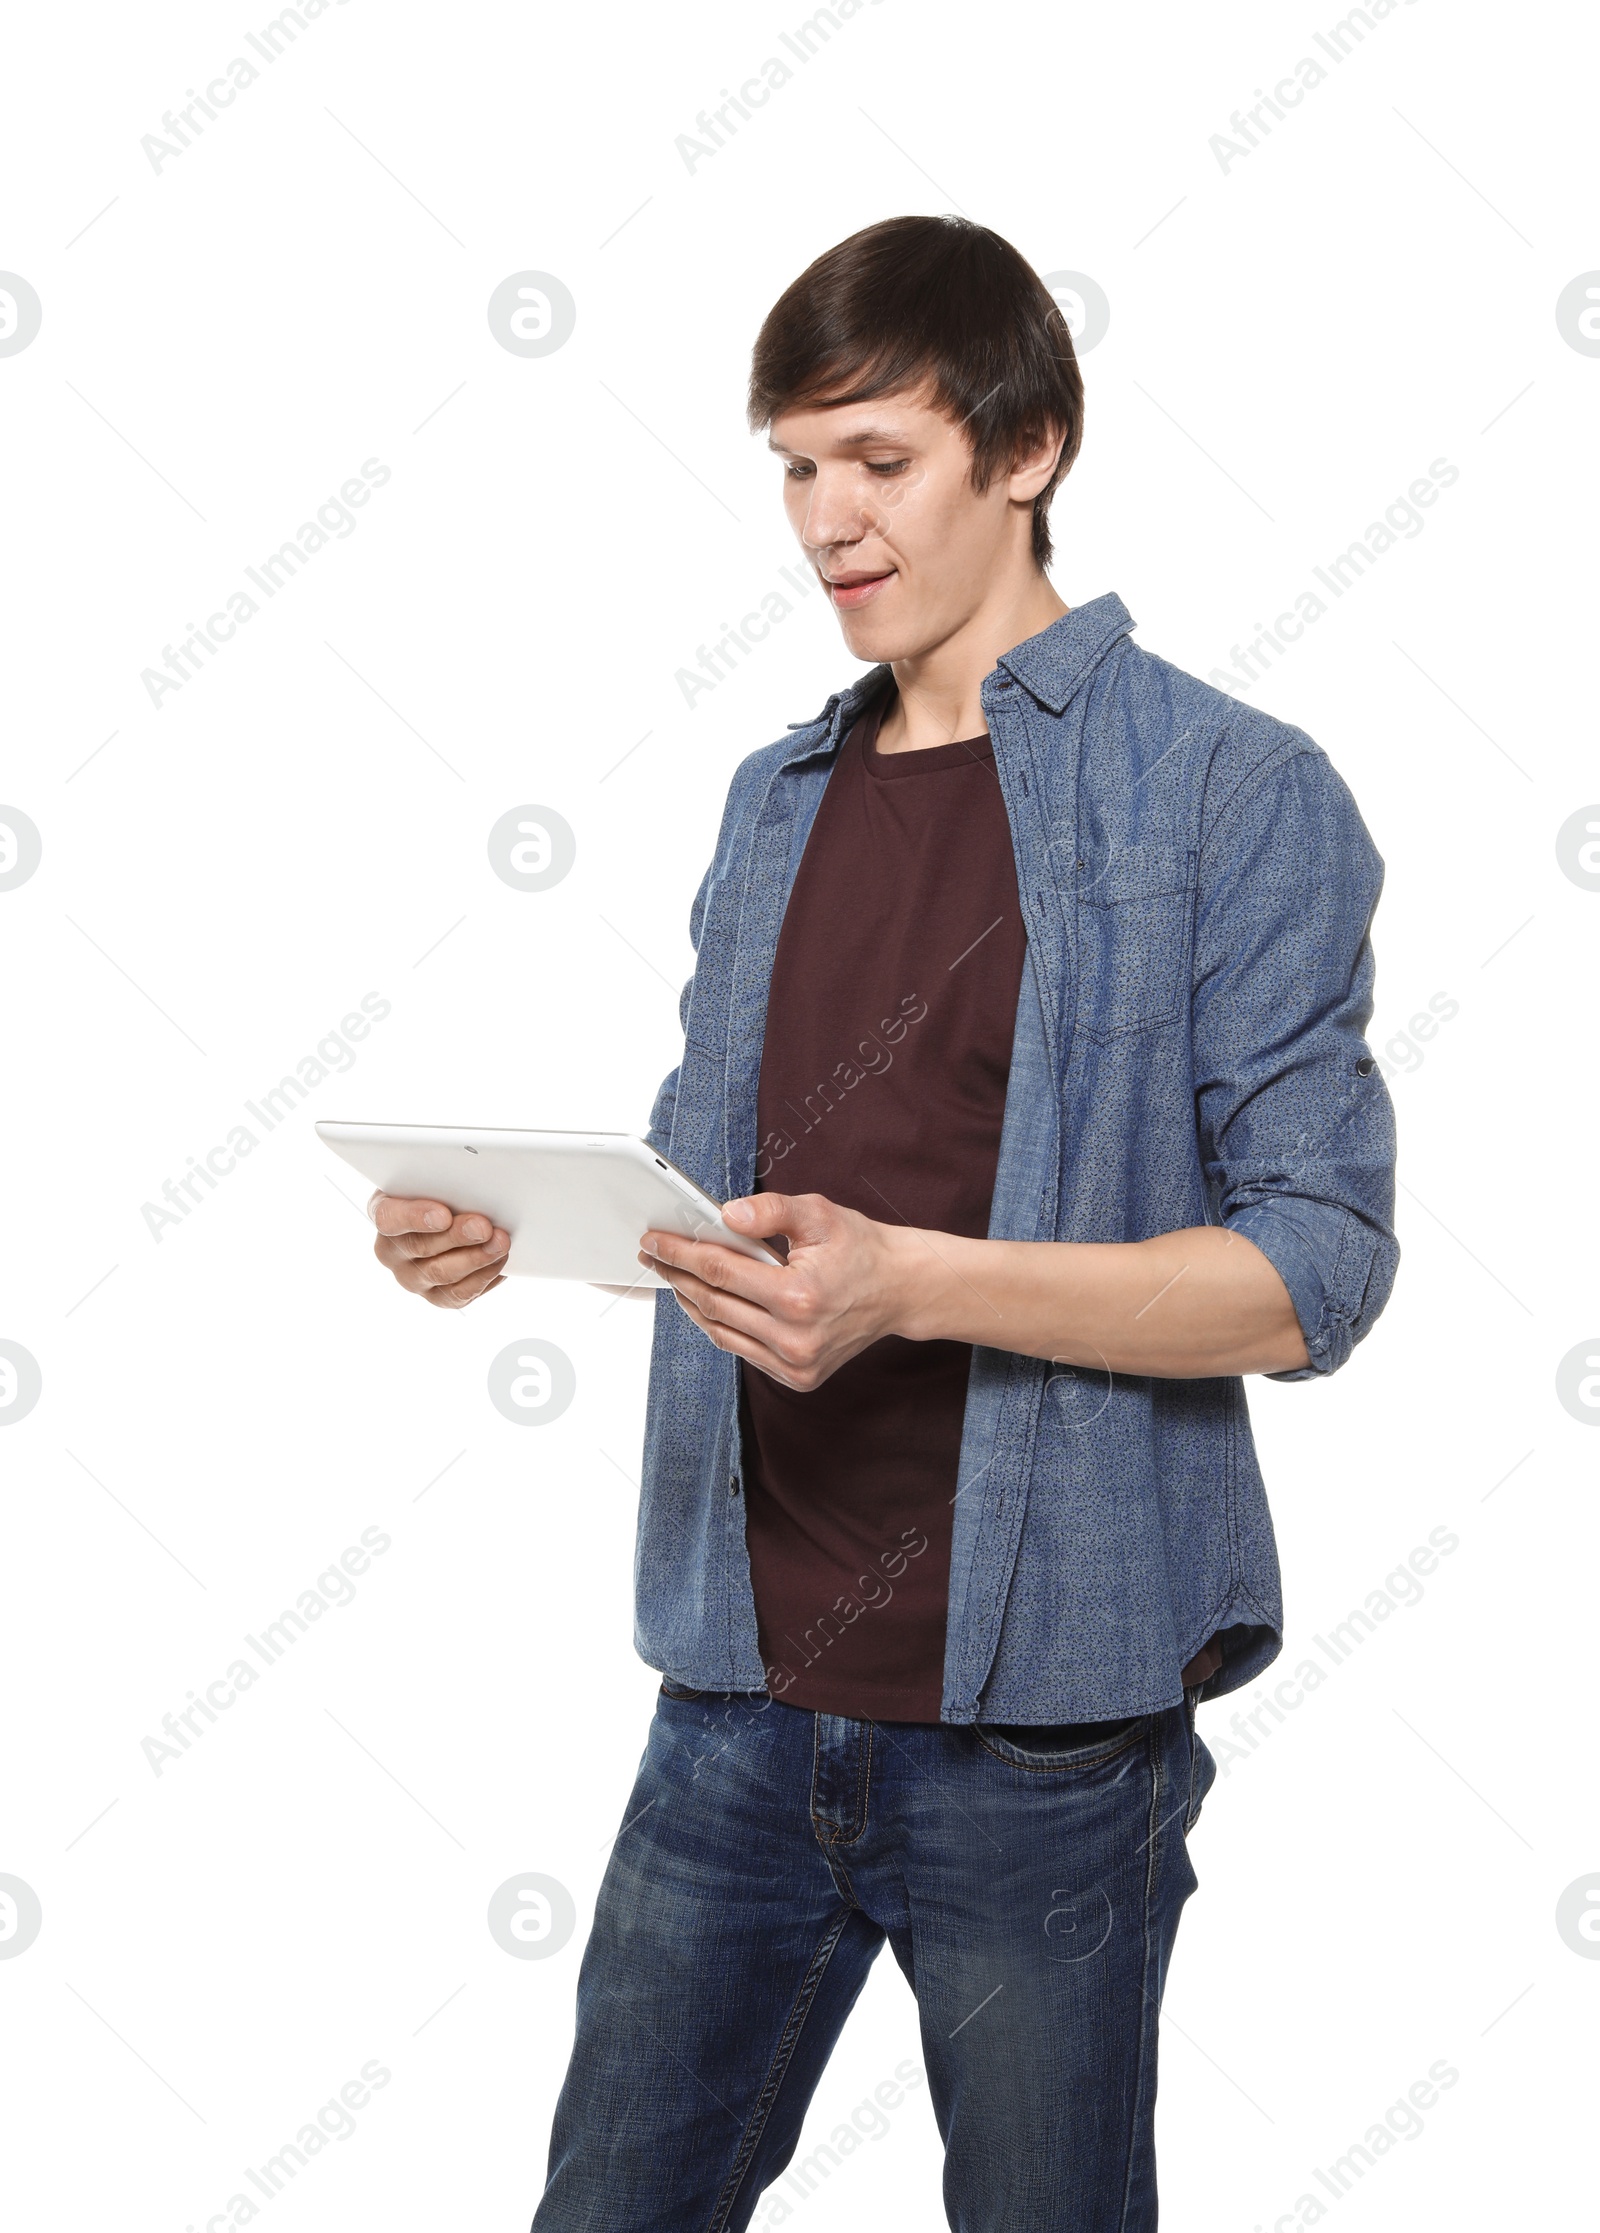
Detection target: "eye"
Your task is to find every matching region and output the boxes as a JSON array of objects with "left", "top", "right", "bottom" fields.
[
  {"left": 866, "top": 458, "right": 911, "bottom": 477},
  {"left": 783, "top": 460, "right": 815, "bottom": 481}
]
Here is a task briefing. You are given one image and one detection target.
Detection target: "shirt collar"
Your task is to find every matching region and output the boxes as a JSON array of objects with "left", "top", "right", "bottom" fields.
[
  {"left": 992, "top": 592, "right": 1135, "bottom": 714},
  {"left": 780, "top": 590, "right": 1136, "bottom": 761}
]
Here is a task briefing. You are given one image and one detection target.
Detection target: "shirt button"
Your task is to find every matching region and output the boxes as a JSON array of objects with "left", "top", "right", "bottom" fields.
[
  {"left": 729, "top": 1472, "right": 741, "bottom": 1496},
  {"left": 1355, "top": 1056, "right": 1376, "bottom": 1076}
]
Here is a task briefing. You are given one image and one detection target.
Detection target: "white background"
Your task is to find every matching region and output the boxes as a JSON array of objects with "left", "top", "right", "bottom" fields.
[{"left": 1, "top": 1, "right": 1595, "bottom": 2226}]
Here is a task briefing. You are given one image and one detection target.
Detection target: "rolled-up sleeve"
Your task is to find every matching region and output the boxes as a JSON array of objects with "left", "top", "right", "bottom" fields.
[{"left": 1191, "top": 739, "right": 1399, "bottom": 1380}]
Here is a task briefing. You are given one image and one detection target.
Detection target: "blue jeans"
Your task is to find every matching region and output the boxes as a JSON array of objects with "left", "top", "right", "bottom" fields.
[{"left": 532, "top": 1686, "right": 1216, "bottom": 2232}]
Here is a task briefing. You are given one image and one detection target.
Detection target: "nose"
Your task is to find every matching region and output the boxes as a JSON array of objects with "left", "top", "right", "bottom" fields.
[{"left": 798, "top": 464, "right": 873, "bottom": 560}]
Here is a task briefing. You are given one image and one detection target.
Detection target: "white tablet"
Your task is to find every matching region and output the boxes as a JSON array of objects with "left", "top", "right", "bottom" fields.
[{"left": 316, "top": 1122, "right": 782, "bottom": 1288}]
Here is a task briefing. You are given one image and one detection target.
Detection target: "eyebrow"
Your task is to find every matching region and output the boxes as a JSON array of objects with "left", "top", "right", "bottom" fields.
[{"left": 767, "top": 426, "right": 911, "bottom": 455}]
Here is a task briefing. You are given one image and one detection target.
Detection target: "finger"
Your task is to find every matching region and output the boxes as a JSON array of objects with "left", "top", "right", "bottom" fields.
[
  {"left": 719, "top": 1191, "right": 827, "bottom": 1243},
  {"left": 379, "top": 1214, "right": 508, "bottom": 1265},
  {"left": 642, "top": 1253, "right": 787, "bottom": 1348},
  {"left": 370, "top": 1194, "right": 456, "bottom": 1238},
  {"left": 386, "top": 1231, "right": 510, "bottom": 1290},
  {"left": 642, "top": 1242, "right": 775, "bottom": 1320},
  {"left": 425, "top": 1268, "right": 506, "bottom": 1310},
  {"left": 666, "top": 1283, "right": 803, "bottom": 1387},
  {"left": 409, "top": 1234, "right": 510, "bottom": 1288},
  {"left": 640, "top": 1228, "right": 788, "bottom": 1306}
]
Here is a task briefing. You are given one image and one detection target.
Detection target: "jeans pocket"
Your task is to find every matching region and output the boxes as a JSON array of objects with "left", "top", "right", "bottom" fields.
[
  {"left": 975, "top": 1714, "right": 1152, "bottom": 1774},
  {"left": 1184, "top": 1692, "right": 1217, "bottom": 1830},
  {"left": 658, "top": 1679, "right": 709, "bottom": 1702}
]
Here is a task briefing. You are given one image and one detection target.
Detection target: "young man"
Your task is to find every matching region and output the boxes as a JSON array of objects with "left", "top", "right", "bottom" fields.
[{"left": 370, "top": 217, "right": 1398, "bottom": 2230}]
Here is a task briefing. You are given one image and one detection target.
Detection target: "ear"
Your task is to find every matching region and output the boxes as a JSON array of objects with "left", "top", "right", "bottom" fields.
[{"left": 1006, "top": 423, "right": 1066, "bottom": 505}]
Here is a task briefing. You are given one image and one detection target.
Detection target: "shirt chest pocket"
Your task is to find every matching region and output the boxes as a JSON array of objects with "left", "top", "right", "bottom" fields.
[{"left": 1074, "top": 842, "right": 1196, "bottom": 1041}]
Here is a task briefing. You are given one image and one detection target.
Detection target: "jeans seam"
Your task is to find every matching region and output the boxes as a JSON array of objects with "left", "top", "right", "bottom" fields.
[
  {"left": 1183, "top": 1686, "right": 1201, "bottom": 1831},
  {"left": 703, "top": 1907, "right": 855, "bottom": 2233},
  {"left": 833, "top": 1719, "right": 874, "bottom": 1846},
  {"left": 806, "top": 1715, "right": 859, "bottom": 1902},
  {"left": 808, "top": 1717, "right": 874, "bottom": 1850},
  {"left": 1117, "top": 1723, "right": 1165, "bottom": 2233}
]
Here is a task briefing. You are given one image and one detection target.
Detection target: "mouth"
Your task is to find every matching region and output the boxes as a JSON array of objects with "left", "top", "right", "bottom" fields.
[{"left": 823, "top": 568, "right": 895, "bottom": 611}]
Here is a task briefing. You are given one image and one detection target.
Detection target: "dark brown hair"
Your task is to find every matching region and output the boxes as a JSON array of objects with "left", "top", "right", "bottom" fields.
[{"left": 748, "top": 215, "right": 1083, "bottom": 568}]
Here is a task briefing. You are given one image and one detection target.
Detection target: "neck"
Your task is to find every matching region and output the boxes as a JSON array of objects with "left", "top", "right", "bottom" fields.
[{"left": 875, "top": 567, "right": 1069, "bottom": 753}]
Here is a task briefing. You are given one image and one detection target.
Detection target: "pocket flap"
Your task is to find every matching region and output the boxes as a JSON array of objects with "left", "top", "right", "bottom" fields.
[{"left": 1078, "top": 841, "right": 1194, "bottom": 904}]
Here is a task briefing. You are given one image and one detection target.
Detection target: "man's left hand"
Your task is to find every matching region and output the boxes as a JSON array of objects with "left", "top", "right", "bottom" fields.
[{"left": 639, "top": 1192, "right": 912, "bottom": 1391}]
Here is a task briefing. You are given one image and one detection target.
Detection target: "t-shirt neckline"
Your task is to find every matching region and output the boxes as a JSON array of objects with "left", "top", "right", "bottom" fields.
[{"left": 856, "top": 689, "right": 993, "bottom": 779}]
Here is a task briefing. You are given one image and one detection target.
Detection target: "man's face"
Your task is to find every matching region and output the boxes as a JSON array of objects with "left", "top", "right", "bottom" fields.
[{"left": 769, "top": 386, "right": 1024, "bottom": 662}]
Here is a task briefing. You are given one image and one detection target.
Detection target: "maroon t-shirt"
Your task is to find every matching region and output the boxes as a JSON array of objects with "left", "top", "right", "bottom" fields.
[{"left": 739, "top": 689, "right": 1027, "bottom": 1720}]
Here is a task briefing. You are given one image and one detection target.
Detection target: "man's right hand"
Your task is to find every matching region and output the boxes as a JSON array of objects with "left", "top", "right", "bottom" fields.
[{"left": 369, "top": 1195, "right": 510, "bottom": 1308}]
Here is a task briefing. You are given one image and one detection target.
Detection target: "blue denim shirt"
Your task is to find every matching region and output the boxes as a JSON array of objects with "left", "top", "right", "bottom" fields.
[{"left": 638, "top": 594, "right": 1398, "bottom": 1721}]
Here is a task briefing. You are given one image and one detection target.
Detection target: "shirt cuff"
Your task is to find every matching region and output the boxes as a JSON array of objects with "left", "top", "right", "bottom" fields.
[{"left": 1227, "top": 1199, "right": 1350, "bottom": 1381}]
